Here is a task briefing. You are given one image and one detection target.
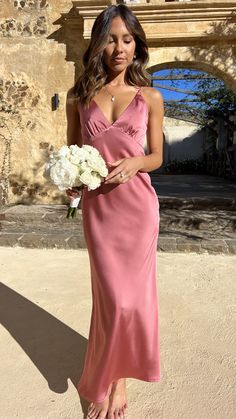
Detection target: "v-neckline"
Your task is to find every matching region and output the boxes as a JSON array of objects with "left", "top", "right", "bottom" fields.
[{"left": 91, "top": 87, "right": 141, "bottom": 126}]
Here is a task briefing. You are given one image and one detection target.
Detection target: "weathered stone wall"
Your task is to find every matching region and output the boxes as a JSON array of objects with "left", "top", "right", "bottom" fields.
[
  {"left": 163, "top": 118, "right": 207, "bottom": 163},
  {"left": 0, "top": 0, "right": 76, "bottom": 205}
]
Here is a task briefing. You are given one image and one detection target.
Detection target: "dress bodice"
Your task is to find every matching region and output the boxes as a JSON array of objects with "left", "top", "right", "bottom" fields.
[{"left": 77, "top": 87, "right": 149, "bottom": 148}]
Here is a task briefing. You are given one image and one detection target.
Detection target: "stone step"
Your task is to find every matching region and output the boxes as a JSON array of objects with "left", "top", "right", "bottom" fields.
[
  {"left": 0, "top": 204, "right": 235, "bottom": 234},
  {"left": 157, "top": 196, "right": 236, "bottom": 210},
  {"left": 0, "top": 196, "right": 236, "bottom": 224},
  {"left": 0, "top": 211, "right": 235, "bottom": 236},
  {"left": 0, "top": 204, "right": 235, "bottom": 254},
  {"left": 0, "top": 205, "right": 73, "bottom": 224},
  {"left": 0, "top": 230, "right": 235, "bottom": 254}
]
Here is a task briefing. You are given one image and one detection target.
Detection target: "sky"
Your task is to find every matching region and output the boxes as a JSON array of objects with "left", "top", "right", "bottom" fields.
[{"left": 152, "top": 68, "right": 208, "bottom": 108}]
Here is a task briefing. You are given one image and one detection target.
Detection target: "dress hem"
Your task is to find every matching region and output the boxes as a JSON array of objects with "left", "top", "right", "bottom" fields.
[{"left": 77, "top": 375, "right": 161, "bottom": 403}]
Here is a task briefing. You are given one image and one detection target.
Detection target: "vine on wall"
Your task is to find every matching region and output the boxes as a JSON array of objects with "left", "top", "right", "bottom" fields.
[{"left": 0, "top": 99, "right": 21, "bottom": 206}]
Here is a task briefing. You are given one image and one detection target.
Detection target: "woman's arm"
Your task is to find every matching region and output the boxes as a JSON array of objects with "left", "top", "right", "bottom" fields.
[
  {"left": 138, "top": 87, "right": 164, "bottom": 172},
  {"left": 65, "top": 88, "right": 84, "bottom": 199},
  {"left": 66, "top": 87, "right": 83, "bottom": 147}
]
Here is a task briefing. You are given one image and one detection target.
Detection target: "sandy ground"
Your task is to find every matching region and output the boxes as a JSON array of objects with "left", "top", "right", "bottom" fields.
[{"left": 0, "top": 247, "right": 235, "bottom": 419}]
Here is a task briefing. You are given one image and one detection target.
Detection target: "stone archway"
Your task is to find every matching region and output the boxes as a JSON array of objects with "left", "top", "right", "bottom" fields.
[
  {"left": 70, "top": 0, "right": 236, "bottom": 92},
  {"left": 147, "top": 55, "right": 236, "bottom": 175},
  {"left": 147, "top": 58, "right": 234, "bottom": 170},
  {"left": 68, "top": 1, "right": 236, "bottom": 179},
  {"left": 148, "top": 57, "right": 235, "bottom": 94}
]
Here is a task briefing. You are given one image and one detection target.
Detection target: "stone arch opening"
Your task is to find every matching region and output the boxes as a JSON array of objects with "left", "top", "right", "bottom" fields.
[
  {"left": 148, "top": 61, "right": 234, "bottom": 93},
  {"left": 148, "top": 62, "right": 236, "bottom": 179}
]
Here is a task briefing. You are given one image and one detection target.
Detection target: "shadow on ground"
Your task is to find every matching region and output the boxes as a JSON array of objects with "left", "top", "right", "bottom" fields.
[{"left": 0, "top": 283, "right": 90, "bottom": 417}]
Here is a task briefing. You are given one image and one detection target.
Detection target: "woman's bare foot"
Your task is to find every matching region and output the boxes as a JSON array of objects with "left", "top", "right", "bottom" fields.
[
  {"left": 87, "top": 383, "right": 113, "bottom": 419},
  {"left": 107, "top": 378, "right": 128, "bottom": 419}
]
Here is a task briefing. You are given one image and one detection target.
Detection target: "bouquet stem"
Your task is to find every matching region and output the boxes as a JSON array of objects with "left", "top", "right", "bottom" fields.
[{"left": 67, "top": 187, "right": 83, "bottom": 219}]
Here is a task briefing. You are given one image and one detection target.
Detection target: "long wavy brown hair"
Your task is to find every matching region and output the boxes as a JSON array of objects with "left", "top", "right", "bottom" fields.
[{"left": 72, "top": 4, "right": 151, "bottom": 107}]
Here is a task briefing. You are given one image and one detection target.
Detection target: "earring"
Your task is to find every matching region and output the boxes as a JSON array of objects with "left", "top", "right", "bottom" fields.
[{"left": 133, "top": 53, "right": 137, "bottom": 60}]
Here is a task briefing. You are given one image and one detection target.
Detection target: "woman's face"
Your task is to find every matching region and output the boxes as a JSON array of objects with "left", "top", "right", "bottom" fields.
[{"left": 102, "top": 16, "right": 136, "bottom": 73}]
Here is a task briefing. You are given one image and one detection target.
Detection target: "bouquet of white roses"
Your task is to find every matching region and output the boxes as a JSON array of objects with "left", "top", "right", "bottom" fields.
[{"left": 44, "top": 144, "right": 108, "bottom": 218}]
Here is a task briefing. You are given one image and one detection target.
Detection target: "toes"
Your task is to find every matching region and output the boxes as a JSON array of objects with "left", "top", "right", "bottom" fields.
[
  {"left": 114, "top": 409, "right": 120, "bottom": 419},
  {"left": 88, "top": 403, "right": 94, "bottom": 412},
  {"left": 98, "top": 411, "right": 108, "bottom": 419},
  {"left": 119, "top": 408, "right": 125, "bottom": 418},
  {"left": 88, "top": 405, "right": 97, "bottom": 416},
  {"left": 88, "top": 406, "right": 96, "bottom": 415},
  {"left": 88, "top": 409, "right": 98, "bottom": 419},
  {"left": 107, "top": 403, "right": 127, "bottom": 419}
]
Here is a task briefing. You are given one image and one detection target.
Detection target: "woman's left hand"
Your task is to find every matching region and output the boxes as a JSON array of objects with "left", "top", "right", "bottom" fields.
[{"left": 104, "top": 157, "right": 143, "bottom": 184}]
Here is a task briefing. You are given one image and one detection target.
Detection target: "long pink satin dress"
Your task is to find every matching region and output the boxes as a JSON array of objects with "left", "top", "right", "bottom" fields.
[{"left": 77, "top": 86, "right": 161, "bottom": 403}]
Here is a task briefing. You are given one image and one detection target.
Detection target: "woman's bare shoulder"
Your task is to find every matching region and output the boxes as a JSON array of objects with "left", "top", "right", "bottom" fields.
[
  {"left": 140, "top": 86, "right": 164, "bottom": 113},
  {"left": 141, "top": 86, "right": 163, "bottom": 101},
  {"left": 66, "top": 87, "right": 80, "bottom": 103},
  {"left": 66, "top": 86, "right": 76, "bottom": 97},
  {"left": 66, "top": 87, "right": 80, "bottom": 112}
]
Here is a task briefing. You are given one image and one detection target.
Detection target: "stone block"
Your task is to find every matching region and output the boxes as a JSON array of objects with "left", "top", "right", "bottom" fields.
[
  {"left": 176, "top": 239, "right": 202, "bottom": 253},
  {"left": 17, "top": 233, "right": 44, "bottom": 248},
  {"left": 0, "top": 233, "right": 22, "bottom": 247},
  {"left": 225, "top": 239, "right": 236, "bottom": 254},
  {"left": 158, "top": 237, "right": 177, "bottom": 252},
  {"left": 67, "top": 235, "right": 87, "bottom": 249},
  {"left": 201, "top": 239, "right": 228, "bottom": 254},
  {"left": 40, "top": 233, "right": 71, "bottom": 249}
]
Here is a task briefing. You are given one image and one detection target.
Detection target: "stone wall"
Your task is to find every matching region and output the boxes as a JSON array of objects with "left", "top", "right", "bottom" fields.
[
  {"left": 163, "top": 117, "right": 207, "bottom": 163},
  {"left": 0, "top": 0, "right": 75, "bottom": 205}
]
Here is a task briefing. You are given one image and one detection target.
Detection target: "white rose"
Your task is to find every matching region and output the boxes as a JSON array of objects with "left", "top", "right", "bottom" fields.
[
  {"left": 88, "top": 173, "right": 102, "bottom": 190},
  {"left": 79, "top": 169, "right": 94, "bottom": 186},
  {"left": 58, "top": 145, "right": 70, "bottom": 158},
  {"left": 50, "top": 158, "right": 79, "bottom": 190}
]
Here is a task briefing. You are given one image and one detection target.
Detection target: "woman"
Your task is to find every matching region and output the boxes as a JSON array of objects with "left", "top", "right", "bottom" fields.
[{"left": 66, "top": 4, "right": 164, "bottom": 419}]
